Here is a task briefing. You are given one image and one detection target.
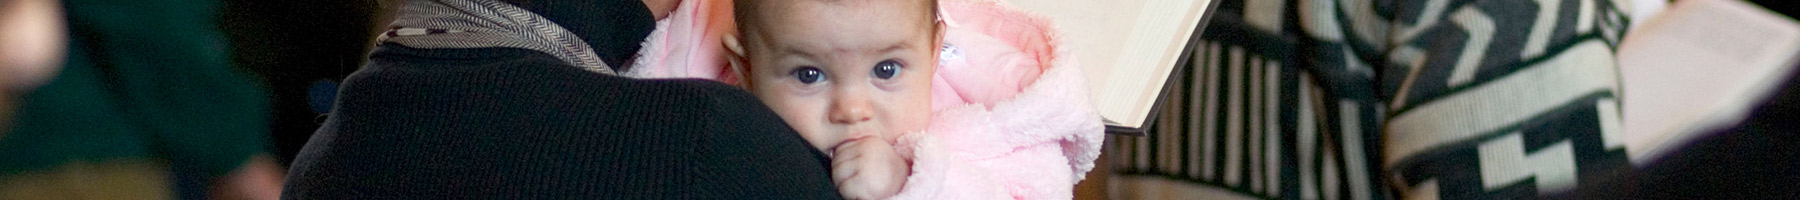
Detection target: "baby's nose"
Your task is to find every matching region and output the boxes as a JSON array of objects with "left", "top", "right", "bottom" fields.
[{"left": 828, "top": 96, "right": 873, "bottom": 125}]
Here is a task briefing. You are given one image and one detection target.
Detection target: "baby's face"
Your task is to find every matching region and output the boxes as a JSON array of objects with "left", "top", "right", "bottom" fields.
[{"left": 737, "top": 0, "right": 938, "bottom": 155}]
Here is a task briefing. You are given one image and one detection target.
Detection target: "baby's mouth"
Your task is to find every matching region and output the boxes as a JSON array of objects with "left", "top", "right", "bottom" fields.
[
  {"left": 826, "top": 133, "right": 878, "bottom": 158},
  {"left": 824, "top": 139, "right": 851, "bottom": 158}
]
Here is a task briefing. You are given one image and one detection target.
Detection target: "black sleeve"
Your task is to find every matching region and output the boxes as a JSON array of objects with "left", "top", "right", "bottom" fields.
[
  {"left": 689, "top": 81, "right": 842, "bottom": 199},
  {"left": 284, "top": 46, "right": 840, "bottom": 199}
]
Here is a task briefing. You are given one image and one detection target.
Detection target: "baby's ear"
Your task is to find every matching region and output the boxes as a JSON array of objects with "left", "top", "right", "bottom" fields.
[
  {"left": 935, "top": 22, "right": 947, "bottom": 47},
  {"left": 724, "top": 33, "right": 748, "bottom": 58},
  {"left": 930, "top": 21, "right": 947, "bottom": 71},
  {"left": 931, "top": 2, "right": 951, "bottom": 49},
  {"left": 723, "top": 34, "right": 752, "bottom": 88}
]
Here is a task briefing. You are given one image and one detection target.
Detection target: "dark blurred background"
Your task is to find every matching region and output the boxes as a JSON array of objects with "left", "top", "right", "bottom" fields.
[{"left": 218, "top": 0, "right": 397, "bottom": 167}]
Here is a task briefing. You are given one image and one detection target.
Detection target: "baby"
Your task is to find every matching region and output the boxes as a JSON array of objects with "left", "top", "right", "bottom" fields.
[
  {"left": 724, "top": 0, "right": 935, "bottom": 198},
  {"left": 709, "top": 0, "right": 1104, "bottom": 199}
]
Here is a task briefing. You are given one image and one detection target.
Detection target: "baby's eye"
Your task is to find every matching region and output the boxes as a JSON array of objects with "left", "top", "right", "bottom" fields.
[
  {"left": 792, "top": 67, "right": 825, "bottom": 84},
  {"left": 873, "top": 60, "right": 903, "bottom": 79}
]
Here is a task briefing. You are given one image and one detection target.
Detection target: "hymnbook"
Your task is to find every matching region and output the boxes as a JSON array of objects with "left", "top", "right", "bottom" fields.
[
  {"left": 1618, "top": 0, "right": 1800, "bottom": 162},
  {"left": 1013, "top": 0, "right": 1218, "bottom": 134}
]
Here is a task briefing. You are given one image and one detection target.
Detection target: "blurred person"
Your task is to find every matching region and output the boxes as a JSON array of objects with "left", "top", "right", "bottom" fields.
[
  {"left": 0, "top": 0, "right": 283, "bottom": 199},
  {"left": 216, "top": 0, "right": 406, "bottom": 167},
  {"left": 1, "top": 0, "right": 64, "bottom": 135}
]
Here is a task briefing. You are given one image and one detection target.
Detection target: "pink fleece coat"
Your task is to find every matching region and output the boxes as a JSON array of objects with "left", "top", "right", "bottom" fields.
[{"left": 629, "top": 0, "right": 1104, "bottom": 199}]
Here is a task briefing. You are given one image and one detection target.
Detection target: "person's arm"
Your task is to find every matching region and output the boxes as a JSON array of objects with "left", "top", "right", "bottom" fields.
[
  {"left": 691, "top": 80, "right": 845, "bottom": 199},
  {"left": 210, "top": 155, "right": 285, "bottom": 200},
  {"left": 0, "top": 0, "right": 67, "bottom": 136}
]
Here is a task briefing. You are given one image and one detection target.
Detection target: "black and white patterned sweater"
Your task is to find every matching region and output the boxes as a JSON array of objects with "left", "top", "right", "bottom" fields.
[{"left": 1111, "top": 0, "right": 1645, "bottom": 199}]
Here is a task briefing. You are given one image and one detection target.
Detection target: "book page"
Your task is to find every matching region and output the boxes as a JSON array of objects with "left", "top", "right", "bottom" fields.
[
  {"left": 1617, "top": 0, "right": 1800, "bottom": 163},
  {"left": 1012, "top": 0, "right": 1214, "bottom": 129}
]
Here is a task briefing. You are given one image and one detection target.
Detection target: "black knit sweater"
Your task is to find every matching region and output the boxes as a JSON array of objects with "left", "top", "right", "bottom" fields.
[{"left": 283, "top": 45, "right": 841, "bottom": 199}]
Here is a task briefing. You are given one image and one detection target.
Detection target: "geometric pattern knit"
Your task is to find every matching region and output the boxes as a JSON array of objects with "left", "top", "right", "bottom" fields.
[{"left": 1113, "top": 0, "right": 1633, "bottom": 199}]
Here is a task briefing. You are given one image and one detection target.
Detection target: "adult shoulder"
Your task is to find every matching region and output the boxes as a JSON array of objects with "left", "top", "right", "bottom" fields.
[{"left": 287, "top": 45, "right": 840, "bottom": 199}]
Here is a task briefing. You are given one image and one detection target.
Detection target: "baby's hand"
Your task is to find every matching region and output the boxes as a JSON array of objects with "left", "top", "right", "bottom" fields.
[{"left": 831, "top": 137, "right": 909, "bottom": 200}]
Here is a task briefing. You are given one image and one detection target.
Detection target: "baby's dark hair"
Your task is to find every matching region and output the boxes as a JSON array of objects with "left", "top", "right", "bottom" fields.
[{"left": 732, "top": 0, "right": 939, "bottom": 45}]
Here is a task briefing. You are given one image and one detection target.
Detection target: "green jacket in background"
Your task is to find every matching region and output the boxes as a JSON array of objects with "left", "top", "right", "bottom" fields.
[{"left": 0, "top": 0, "right": 268, "bottom": 178}]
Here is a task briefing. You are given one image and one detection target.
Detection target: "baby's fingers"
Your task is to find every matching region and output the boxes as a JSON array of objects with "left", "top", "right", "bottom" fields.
[
  {"left": 836, "top": 175, "right": 875, "bottom": 200},
  {"left": 836, "top": 175, "right": 893, "bottom": 200},
  {"left": 832, "top": 162, "right": 883, "bottom": 200},
  {"left": 831, "top": 155, "right": 863, "bottom": 185}
]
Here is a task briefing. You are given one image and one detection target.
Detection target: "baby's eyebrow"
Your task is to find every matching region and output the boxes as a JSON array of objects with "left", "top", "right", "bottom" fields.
[
  {"left": 876, "top": 42, "right": 912, "bottom": 54},
  {"left": 780, "top": 47, "right": 821, "bottom": 61},
  {"left": 780, "top": 42, "right": 913, "bottom": 59}
]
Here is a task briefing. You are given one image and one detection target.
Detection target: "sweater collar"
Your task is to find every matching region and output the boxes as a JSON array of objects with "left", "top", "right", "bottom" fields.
[
  {"left": 382, "top": 0, "right": 618, "bottom": 75},
  {"left": 514, "top": 0, "right": 656, "bottom": 71}
]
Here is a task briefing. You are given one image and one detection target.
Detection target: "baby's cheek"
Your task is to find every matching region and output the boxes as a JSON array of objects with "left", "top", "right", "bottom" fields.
[{"left": 888, "top": 89, "right": 935, "bottom": 142}]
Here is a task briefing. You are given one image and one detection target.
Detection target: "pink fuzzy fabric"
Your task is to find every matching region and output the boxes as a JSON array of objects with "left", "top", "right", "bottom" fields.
[
  {"left": 893, "top": 1, "right": 1103, "bottom": 199},
  {"left": 630, "top": 0, "right": 1104, "bottom": 199},
  {"left": 625, "top": 0, "right": 737, "bottom": 83}
]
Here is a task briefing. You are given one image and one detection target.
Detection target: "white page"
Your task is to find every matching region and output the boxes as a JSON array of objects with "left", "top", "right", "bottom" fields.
[
  {"left": 1617, "top": 0, "right": 1800, "bottom": 163},
  {"left": 1011, "top": 0, "right": 1214, "bottom": 129}
]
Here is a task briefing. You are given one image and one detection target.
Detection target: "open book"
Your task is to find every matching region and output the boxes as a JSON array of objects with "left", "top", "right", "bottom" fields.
[
  {"left": 1618, "top": 0, "right": 1800, "bottom": 162},
  {"left": 1011, "top": 0, "right": 1219, "bottom": 135}
]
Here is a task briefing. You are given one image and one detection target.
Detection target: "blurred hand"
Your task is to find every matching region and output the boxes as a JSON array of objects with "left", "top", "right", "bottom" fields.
[
  {"left": 643, "top": 0, "right": 680, "bottom": 20},
  {"left": 211, "top": 155, "right": 284, "bottom": 200},
  {"left": 0, "top": 0, "right": 66, "bottom": 92},
  {"left": 831, "top": 137, "right": 909, "bottom": 200}
]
